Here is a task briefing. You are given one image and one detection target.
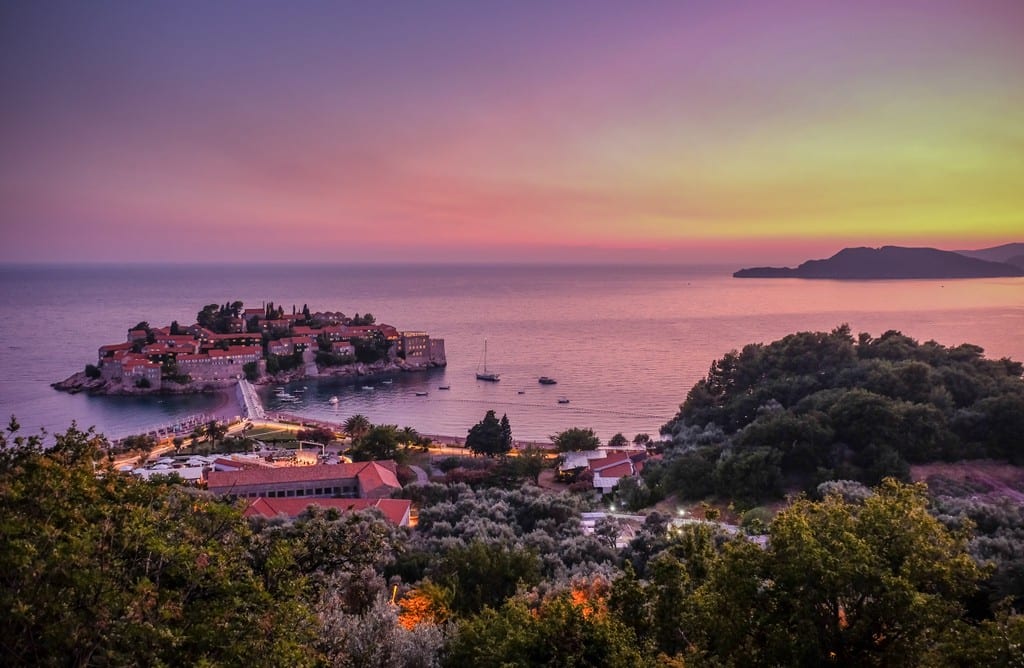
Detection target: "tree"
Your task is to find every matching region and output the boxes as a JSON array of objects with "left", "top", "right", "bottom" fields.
[
  {"left": 466, "top": 410, "right": 512, "bottom": 457},
  {"left": 431, "top": 540, "right": 541, "bottom": 615},
  {"left": 349, "top": 425, "right": 403, "bottom": 462},
  {"left": 633, "top": 433, "right": 652, "bottom": 446},
  {"left": 84, "top": 363, "right": 101, "bottom": 378},
  {"left": 447, "top": 593, "right": 646, "bottom": 667},
  {"left": 608, "top": 433, "right": 629, "bottom": 448},
  {"left": 344, "top": 414, "right": 372, "bottom": 440},
  {"left": 0, "top": 423, "right": 318, "bottom": 666},
  {"left": 553, "top": 427, "right": 601, "bottom": 452},
  {"left": 692, "top": 479, "right": 983, "bottom": 666},
  {"left": 514, "top": 444, "right": 548, "bottom": 485},
  {"left": 204, "top": 420, "right": 228, "bottom": 447},
  {"left": 297, "top": 426, "right": 336, "bottom": 445}
]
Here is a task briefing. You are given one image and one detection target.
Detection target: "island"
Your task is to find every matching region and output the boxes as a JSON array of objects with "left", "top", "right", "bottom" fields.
[
  {"left": 734, "top": 244, "right": 1024, "bottom": 279},
  {"left": 53, "top": 301, "right": 446, "bottom": 395}
]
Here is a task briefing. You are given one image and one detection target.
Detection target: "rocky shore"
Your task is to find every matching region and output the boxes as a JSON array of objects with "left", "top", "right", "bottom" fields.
[
  {"left": 54, "top": 358, "right": 441, "bottom": 396},
  {"left": 255, "top": 357, "right": 440, "bottom": 385},
  {"left": 52, "top": 371, "right": 239, "bottom": 396}
]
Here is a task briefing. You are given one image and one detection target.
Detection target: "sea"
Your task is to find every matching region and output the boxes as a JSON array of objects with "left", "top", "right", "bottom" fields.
[{"left": 1, "top": 263, "right": 1021, "bottom": 443}]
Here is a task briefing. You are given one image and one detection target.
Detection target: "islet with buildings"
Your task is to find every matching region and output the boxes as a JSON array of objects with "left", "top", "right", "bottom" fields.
[{"left": 53, "top": 301, "right": 446, "bottom": 395}]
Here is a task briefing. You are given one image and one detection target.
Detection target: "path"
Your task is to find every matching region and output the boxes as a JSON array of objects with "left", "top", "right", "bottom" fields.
[
  {"left": 408, "top": 464, "right": 429, "bottom": 485},
  {"left": 237, "top": 379, "right": 266, "bottom": 420}
]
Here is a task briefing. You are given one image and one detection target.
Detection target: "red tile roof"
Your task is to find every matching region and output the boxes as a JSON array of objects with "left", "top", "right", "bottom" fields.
[
  {"left": 242, "top": 497, "right": 411, "bottom": 525},
  {"left": 207, "top": 461, "right": 401, "bottom": 496},
  {"left": 593, "top": 461, "right": 633, "bottom": 478}
]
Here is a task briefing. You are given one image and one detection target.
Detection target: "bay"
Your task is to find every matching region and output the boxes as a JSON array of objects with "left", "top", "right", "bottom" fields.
[{"left": 1, "top": 263, "right": 1021, "bottom": 442}]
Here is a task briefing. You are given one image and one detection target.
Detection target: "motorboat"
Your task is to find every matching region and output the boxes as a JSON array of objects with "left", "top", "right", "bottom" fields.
[
  {"left": 415, "top": 391, "right": 429, "bottom": 396},
  {"left": 558, "top": 397, "right": 570, "bottom": 404},
  {"left": 538, "top": 376, "right": 557, "bottom": 385},
  {"left": 438, "top": 385, "right": 450, "bottom": 390},
  {"left": 328, "top": 396, "right": 339, "bottom": 405}
]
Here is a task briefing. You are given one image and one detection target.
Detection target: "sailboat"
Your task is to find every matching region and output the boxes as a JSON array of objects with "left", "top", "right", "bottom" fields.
[{"left": 476, "top": 339, "right": 500, "bottom": 381}]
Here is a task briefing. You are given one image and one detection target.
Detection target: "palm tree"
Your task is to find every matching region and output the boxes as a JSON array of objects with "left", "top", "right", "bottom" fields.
[
  {"left": 343, "top": 414, "right": 371, "bottom": 441},
  {"left": 398, "top": 426, "right": 421, "bottom": 444}
]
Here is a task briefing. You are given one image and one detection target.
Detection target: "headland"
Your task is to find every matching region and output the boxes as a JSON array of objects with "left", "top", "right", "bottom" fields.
[{"left": 734, "top": 244, "right": 1024, "bottom": 279}]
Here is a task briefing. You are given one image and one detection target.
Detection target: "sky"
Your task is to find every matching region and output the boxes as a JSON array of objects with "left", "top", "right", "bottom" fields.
[{"left": 1, "top": 0, "right": 1022, "bottom": 265}]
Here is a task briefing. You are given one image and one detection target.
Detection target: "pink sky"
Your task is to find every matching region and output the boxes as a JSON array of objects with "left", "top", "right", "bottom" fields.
[{"left": 1, "top": 1, "right": 1021, "bottom": 265}]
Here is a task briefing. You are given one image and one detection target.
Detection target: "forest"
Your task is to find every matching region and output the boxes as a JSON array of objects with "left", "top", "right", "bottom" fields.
[{"left": 649, "top": 326, "right": 1024, "bottom": 504}]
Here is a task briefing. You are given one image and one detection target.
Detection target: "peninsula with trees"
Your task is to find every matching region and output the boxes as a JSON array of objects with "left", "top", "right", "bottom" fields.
[
  {"left": 53, "top": 301, "right": 446, "bottom": 395},
  {"left": 734, "top": 243, "right": 1024, "bottom": 279}
]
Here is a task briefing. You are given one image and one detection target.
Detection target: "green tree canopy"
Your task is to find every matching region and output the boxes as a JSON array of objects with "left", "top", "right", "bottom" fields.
[
  {"left": 466, "top": 410, "right": 512, "bottom": 457},
  {"left": 690, "top": 479, "right": 983, "bottom": 666},
  {"left": 553, "top": 427, "right": 601, "bottom": 452},
  {"left": 0, "top": 423, "right": 316, "bottom": 666},
  {"left": 349, "top": 424, "right": 404, "bottom": 462},
  {"left": 343, "top": 414, "right": 372, "bottom": 440}
]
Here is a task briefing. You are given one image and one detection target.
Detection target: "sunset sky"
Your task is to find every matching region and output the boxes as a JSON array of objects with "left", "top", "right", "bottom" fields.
[{"left": 1, "top": 1, "right": 1022, "bottom": 264}]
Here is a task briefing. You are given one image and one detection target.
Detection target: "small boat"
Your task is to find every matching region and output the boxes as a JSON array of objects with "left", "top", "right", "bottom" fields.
[
  {"left": 558, "top": 397, "right": 570, "bottom": 404},
  {"left": 381, "top": 379, "right": 393, "bottom": 385},
  {"left": 476, "top": 339, "right": 500, "bottom": 381},
  {"left": 438, "top": 385, "right": 450, "bottom": 390},
  {"left": 415, "top": 391, "right": 429, "bottom": 396},
  {"left": 517, "top": 390, "right": 526, "bottom": 394},
  {"left": 328, "top": 396, "right": 339, "bottom": 405},
  {"left": 360, "top": 385, "right": 374, "bottom": 391},
  {"left": 538, "top": 376, "right": 557, "bottom": 385}
]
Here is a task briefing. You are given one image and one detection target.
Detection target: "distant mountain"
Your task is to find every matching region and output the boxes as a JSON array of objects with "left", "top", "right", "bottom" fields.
[
  {"left": 734, "top": 245, "right": 1024, "bottom": 279},
  {"left": 955, "top": 242, "right": 1024, "bottom": 269}
]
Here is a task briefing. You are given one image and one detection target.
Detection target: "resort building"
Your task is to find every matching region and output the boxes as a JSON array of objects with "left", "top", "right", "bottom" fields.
[
  {"left": 206, "top": 460, "right": 402, "bottom": 499},
  {"left": 400, "top": 331, "right": 430, "bottom": 363}
]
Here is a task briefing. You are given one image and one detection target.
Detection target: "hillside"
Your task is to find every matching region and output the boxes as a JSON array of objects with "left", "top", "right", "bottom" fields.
[
  {"left": 734, "top": 245, "right": 1024, "bottom": 279},
  {"left": 651, "top": 326, "right": 1024, "bottom": 505},
  {"left": 955, "top": 242, "right": 1024, "bottom": 269}
]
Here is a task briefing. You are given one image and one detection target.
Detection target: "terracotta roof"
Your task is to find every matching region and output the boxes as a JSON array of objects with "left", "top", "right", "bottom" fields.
[
  {"left": 207, "top": 461, "right": 401, "bottom": 495},
  {"left": 242, "top": 497, "right": 411, "bottom": 525},
  {"left": 593, "top": 461, "right": 633, "bottom": 478},
  {"left": 588, "top": 452, "right": 631, "bottom": 470},
  {"left": 100, "top": 342, "right": 133, "bottom": 352},
  {"left": 121, "top": 356, "right": 160, "bottom": 369},
  {"left": 356, "top": 461, "right": 401, "bottom": 495}
]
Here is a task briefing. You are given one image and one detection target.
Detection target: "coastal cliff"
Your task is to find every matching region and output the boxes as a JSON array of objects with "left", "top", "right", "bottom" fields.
[{"left": 735, "top": 245, "right": 1024, "bottom": 279}]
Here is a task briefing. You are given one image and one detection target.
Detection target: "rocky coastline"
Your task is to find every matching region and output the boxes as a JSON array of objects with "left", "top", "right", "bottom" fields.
[
  {"left": 52, "top": 371, "right": 238, "bottom": 396},
  {"left": 54, "top": 358, "right": 442, "bottom": 396}
]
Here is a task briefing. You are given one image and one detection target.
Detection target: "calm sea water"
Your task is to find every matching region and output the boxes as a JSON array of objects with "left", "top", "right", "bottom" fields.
[{"left": 1, "top": 263, "right": 1021, "bottom": 442}]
